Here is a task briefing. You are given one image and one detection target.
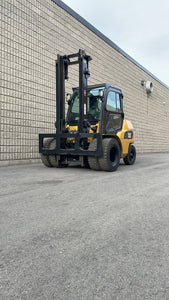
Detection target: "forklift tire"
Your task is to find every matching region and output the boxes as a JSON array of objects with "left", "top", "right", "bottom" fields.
[
  {"left": 83, "top": 156, "right": 90, "bottom": 168},
  {"left": 99, "top": 138, "right": 120, "bottom": 172},
  {"left": 40, "top": 138, "right": 53, "bottom": 167},
  {"left": 48, "top": 139, "right": 59, "bottom": 167},
  {"left": 123, "top": 144, "right": 136, "bottom": 165},
  {"left": 88, "top": 138, "right": 101, "bottom": 171},
  {"left": 48, "top": 139, "right": 68, "bottom": 168}
]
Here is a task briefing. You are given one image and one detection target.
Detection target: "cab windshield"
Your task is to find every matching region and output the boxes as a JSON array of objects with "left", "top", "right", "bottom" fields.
[{"left": 66, "top": 87, "right": 104, "bottom": 125}]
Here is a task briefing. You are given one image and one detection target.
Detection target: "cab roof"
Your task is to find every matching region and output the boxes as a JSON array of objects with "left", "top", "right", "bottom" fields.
[{"left": 73, "top": 83, "right": 122, "bottom": 93}]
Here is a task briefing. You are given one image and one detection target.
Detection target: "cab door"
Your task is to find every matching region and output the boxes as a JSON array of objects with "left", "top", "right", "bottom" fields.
[{"left": 102, "top": 89, "right": 124, "bottom": 134}]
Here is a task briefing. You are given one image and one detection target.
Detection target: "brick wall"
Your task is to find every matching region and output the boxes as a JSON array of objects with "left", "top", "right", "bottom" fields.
[{"left": 0, "top": 0, "right": 169, "bottom": 164}]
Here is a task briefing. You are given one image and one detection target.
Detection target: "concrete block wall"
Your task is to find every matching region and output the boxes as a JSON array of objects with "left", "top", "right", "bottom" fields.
[{"left": 1, "top": 0, "right": 169, "bottom": 165}]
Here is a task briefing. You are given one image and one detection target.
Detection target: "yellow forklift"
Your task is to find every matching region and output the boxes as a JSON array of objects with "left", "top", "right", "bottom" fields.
[{"left": 39, "top": 49, "right": 136, "bottom": 171}]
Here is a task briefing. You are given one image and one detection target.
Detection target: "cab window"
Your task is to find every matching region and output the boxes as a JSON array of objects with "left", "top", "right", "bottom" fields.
[
  {"left": 116, "top": 94, "right": 121, "bottom": 111},
  {"left": 106, "top": 91, "right": 121, "bottom": 112}
]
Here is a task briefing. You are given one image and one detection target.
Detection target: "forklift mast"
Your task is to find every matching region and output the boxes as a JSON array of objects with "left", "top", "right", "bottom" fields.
[
  {"left": 56, "top": 49, "right": 92, "bottom": 133},
  {"left": 39, "top": 49, "right": 102, "bottom": 157}
]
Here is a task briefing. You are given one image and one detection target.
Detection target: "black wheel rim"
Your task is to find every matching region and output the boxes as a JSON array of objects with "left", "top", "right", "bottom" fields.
[{"left": 129, "top": 150, "right": 135, "bottom": 162}]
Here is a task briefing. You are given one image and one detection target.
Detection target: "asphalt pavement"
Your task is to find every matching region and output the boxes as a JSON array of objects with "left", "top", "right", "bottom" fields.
[{"left": 1, "top": 153, "right": 169, "bottom": 300}]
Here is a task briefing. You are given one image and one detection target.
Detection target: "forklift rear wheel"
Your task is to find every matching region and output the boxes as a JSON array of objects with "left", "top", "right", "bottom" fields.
[
  {"left": 123, "top": 144, "right": 136, "bottom": 165},
  {"left": 40, "top": 138, "right": 53, "bottom": 167},
  {"left": 88, "top": 138, "right": 101, "bottom": 171},
  {"left": 99, "top": 138, "right": 120, "bottom": 172}
]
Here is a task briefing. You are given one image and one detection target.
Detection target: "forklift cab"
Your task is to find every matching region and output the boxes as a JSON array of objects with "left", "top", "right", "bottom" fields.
[
  {"left": 66, "top": 85, "right": 104, "bottom": 125},
  {"left": 66, "top": 83, "right": 124, "bottom": 134}
]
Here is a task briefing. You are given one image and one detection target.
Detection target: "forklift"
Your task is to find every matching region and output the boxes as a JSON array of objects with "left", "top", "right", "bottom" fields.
[{"left": 39, "top": 49, "right": 136, "bottom": 171}]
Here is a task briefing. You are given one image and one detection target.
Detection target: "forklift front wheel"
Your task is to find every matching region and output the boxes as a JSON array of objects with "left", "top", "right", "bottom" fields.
[
  {"left": 48, "top": 139, "right": 69, "bottom": 168},
  {"left": 88, "top": 138, "right": 101, "bottom": 171},
  {"left": 48, "top": 139, "right": 59, "bottom": 167},
  {"left": 99, "top": 138, "right": 120, "bottom": 172},
  {"left": 40, "top": 138, "right": 53, "bottom": 167}
]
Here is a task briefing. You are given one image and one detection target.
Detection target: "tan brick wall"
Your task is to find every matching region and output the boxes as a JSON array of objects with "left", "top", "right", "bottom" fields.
[{"left": 1, "top": 0, "right": 169, "bottom": 164}]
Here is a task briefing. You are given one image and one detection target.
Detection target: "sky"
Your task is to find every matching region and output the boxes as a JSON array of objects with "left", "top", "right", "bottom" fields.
[{"left": 63, "top": 0, "right": 169, "bottom": 87}]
